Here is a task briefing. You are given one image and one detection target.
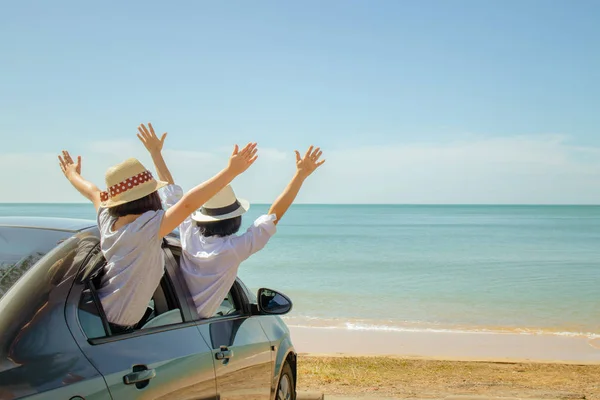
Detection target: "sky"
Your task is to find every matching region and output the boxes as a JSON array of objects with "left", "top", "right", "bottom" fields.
[{"left": 1, "top": 0, "right": 599, "bottom": 204}]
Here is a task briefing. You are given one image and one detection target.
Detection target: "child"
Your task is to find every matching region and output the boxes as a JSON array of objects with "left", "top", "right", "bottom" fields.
[
  {"left": 137, "top": 124, "right": 325, "bottom": 318},
  {"left": 58, "top": 123, "right": 257, "bottom": 331}
]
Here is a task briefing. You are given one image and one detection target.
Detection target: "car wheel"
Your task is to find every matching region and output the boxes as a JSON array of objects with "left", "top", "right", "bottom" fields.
[{"left": 276, "top": 362, "right": 295, "bottom": 400}]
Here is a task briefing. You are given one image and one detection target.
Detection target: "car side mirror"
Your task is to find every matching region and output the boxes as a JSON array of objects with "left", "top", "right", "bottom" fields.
[{"left": 256, "top": 288, "right": 292, "bottom": 315}]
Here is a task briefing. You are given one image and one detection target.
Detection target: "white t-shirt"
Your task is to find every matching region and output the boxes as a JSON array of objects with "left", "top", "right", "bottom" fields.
[
  {"left": 160, "top": 185, "right": 277, "bottom": 318},
  {"left": 96, "top": 207, "right": 165, "bottom": 326}
]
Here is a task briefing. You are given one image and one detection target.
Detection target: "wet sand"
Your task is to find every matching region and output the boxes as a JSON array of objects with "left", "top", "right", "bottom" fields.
[{"left": 289, "top": 326, "right": 600, "bottom": 363}]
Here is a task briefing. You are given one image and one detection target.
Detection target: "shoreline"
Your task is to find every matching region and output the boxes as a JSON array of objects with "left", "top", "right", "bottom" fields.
[
  {"left": 282, "top": 316, "right": 600, "bottom": 339},
  {"left": 289, "top": 326, "right": 600, "bottom": 364}
]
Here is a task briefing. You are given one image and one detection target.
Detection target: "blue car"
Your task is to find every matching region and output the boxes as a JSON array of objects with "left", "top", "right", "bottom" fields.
[{"left": 0, "top": 217, "right": 297, "bottom": 400}]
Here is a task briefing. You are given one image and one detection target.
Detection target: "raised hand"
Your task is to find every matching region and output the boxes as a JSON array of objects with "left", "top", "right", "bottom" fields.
[
  {"left": 137, "top": 123, "right": 167, "bottom": 154},
  {"left": 228, "top": 143, "right": 258, "bottom": 175},
  {"left": 57, "top": 150, "right": 101, "bottom": 210},
  {"left": 294, "top": 146, "right": 325, "bottom": 178},
  {"left": 58, "top": 150, "right": 82, "bottom": 179}
]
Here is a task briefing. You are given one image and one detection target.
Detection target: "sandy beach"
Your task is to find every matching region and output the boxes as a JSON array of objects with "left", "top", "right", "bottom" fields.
[
  {"left": 291, "top": 326, "right": 600, "bottom": 398},
  {"left": 289, "top": 326, "right": 600, "bottom": 363}
]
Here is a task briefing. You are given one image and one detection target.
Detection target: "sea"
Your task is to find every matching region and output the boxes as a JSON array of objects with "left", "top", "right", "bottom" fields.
[{"left": 2, "top": 203, "right": 599, "bottom": 339}]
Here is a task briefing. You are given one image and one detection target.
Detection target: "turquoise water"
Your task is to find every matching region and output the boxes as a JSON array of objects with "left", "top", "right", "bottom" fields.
[{"left": 2, "top": 203, "right": 599, "bottom": 337}]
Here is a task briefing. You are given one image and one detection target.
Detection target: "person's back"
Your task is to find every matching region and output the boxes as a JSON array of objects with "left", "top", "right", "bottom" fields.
[
  {"left": 59, "top": 155, "right": 168, "bottom": 331},
  {"left": 96, "top": 204, "right": 165, "bottom": 327},
  {"left": 161, "top": 184, "right": 277, "bottom": 318}
]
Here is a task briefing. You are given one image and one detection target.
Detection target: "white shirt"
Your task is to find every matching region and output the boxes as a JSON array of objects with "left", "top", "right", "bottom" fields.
[
  {"left": 160, "top": 185, "right": 277, "bottom": 318},
  {"left": 96, "top": 207, "right": 165, "bottom": 326}
]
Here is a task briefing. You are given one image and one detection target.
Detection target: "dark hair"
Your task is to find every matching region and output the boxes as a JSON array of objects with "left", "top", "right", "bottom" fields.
[
  {"left": 108, "top": 191, "right": 163, "bottom": 218},
  {"left": 196, "top": 216, "right": 242, "bottom": 238}
]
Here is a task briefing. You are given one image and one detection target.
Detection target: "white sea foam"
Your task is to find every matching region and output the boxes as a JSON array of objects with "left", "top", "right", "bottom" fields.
[{"left": 283, "top": 316, "right": 600, "bottom": 339}]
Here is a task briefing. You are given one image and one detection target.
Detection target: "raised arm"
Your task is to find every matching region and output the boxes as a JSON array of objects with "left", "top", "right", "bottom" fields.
[
  {"left": 58, "top": 151, "right": 102, "bottom": 211},
  {"left": 268, "top": 146, "right": 325, "bottom": 225},
  {"left": 137, "top": 123, "right": 174, "bottom": 185},
  {"left": 159, "top": 143, "right": 258, "bottom": 237}
]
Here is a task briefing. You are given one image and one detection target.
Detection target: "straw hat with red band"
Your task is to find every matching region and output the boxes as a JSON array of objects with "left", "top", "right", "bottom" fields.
[{"left": 100, "top": 158, "right": 168, "bottom": 208}]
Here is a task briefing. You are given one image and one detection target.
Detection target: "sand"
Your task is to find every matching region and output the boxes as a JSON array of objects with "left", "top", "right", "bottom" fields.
[
  {"left": 289, "top": 326, "right": 600, "bottom": 363},
  {"left": 297, "top": 356, "right": 600, "bottom": 399},
  {"left": 290, "top": 327, "right": 600, "bottom": 398}
]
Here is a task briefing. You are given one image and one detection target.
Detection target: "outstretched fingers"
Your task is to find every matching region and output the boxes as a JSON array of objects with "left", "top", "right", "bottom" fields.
[
  {"left": 305, "top": 145, "right": 325, "bottom": 170},
  {"left": 58, "top": 155, "right": 66, "bottom": 172},
  {"left": 138, "top": 123, "right": 159, "bottom": 140},
  {"left": 247, "top": 145, "right": 259, "bottom": 164},
  {"left": 314, "top": 146, "right": 325, "bottom": 168},
  {"left": 235, "top": 143, "right": 258, "bottom": 166},
  {"left": 304, "top": 145, "right": 314, "bottom": 159},
  {"left": 147, "top": 123, "right": 156, "bottom": 137},
  {"left": 228, "top": 143, "right": 259, "bottom": 174},
  {"left": 138, "top": 124, "right": 150, "bottom": 140},
  {"left": 240, "top": 142, "right": 257, "bottom": 156},
  {"left": 142, "top": 123, "right": 152, "bottom": 138},
  {"left": 58, "top": 150, "right": 81, "bottom": 174},
  {"left": 137, "top": 123, "right": 168, "bottom": 152},
  {"left": 147, "top": 122, "right": 164, "bottom": 141},
  {"left": 246, "top": 147, "right": 258, "bottom": 161},
  {"left": 295, "top": 150, "right": 301, "bottom": 162},
  {"left": 137, "top": 126, "right": 148, "bottom": 145},
  {"left": 310, "top": 147, "right": 321, "bottom": 160},
  {"left": 62, "top": 150, "right": 74, "bottom": 164}
]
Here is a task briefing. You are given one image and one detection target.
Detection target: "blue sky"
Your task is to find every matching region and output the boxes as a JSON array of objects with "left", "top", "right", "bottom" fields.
[{"left": 1, "top": 1, "right": 600, "bottom": 203}]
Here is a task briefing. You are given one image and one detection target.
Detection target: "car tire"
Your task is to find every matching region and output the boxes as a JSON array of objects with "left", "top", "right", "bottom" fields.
[{"left": 276, "top": 361, "right": 296, "bottom": 400}]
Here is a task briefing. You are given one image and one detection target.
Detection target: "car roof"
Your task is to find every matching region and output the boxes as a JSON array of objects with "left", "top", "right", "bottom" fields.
[{"left": 0, "top": 217, "right": 96, "bottom": 232}]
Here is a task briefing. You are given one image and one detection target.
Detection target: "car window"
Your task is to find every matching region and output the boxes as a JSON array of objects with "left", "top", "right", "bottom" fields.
[
  {"left": 77, "top": 257, "right": 185, "bottom": 340},
  {"left": 0, "top": 227, "right": 72, "bottom": 300},
  {"left": 213, "top": 290, "right": 239, "bottom": 317},
  {"left": 78, "top": 287, "right": 107, "bottom": 339},
  {"left": 207, "top": 282, "right": 247, "bottom": 319}
]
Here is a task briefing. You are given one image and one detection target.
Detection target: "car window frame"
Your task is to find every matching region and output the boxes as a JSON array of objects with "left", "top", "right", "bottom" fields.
[{"left": 163, "top": 243, "right": 198, "bottom": 322}]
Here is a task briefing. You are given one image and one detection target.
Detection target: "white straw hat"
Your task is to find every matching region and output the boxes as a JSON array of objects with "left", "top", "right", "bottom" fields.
[
  {"left": 191, "top": 185, "right": 250, "bottom": 222},
  {"left": 100, "top": 158, "right": 168, "bottom": 208}
]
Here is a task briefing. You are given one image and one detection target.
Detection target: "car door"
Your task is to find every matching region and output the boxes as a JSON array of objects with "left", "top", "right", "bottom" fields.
[
  {"left": 65, "top": 248, "right": 218, "bottom": 400},
  {"left": 195, "top": 281, "right": 274, "bottom": 400}
]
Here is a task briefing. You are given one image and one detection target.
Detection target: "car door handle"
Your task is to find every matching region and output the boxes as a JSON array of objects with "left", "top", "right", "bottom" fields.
[
  {"left": 123, "top": 369, "right": 156, "bottom": 385},
  {"left": 215, "top": 346, "right": 233, "bottom": 360}
]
